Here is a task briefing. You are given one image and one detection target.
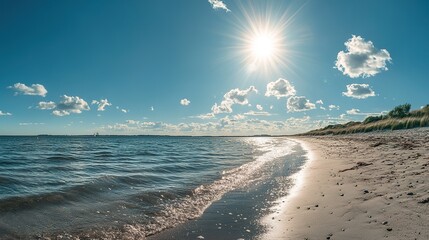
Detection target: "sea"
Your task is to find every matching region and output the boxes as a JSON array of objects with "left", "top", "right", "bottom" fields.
[{"left": 0, "top": 136, "right": 308, "bottom": 239}]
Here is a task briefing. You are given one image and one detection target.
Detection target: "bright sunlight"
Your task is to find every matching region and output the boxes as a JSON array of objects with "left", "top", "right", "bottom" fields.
[{"left": 250, "top": 33, "right": 276, "bottom": 60}]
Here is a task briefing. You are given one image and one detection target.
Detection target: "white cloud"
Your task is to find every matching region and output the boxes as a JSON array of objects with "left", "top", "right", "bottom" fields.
[
  {"left": 103, "top": 114, "right": 323, "bottom": 136},
  {"left": 342, "top": 84, "right": 376, "bottom": 99},
  {"left": 196, "top": 113, "right": 216, "bottom": 119},
  {"left": 335, "top": 35, "right": 392, "bottom": 78},
  {"left": 52, "top": 110, "right": 70, "bottom": 116},
  {"left": 55, "top": 95, "right": 90, "bottom": 114},
  {"left": 286, "top": 96, "right": 316, "bottom": 112},
  {"left": 208, "top": 0, "right": 230, "bottom": 12},
  {"left": 211, "top": 86, "right": 257, "bottom": 115},
  {"left": 224, "top": 86, "right": 257, "bottom": 105},
  {"left": 121, "top": 109, "right": 128, "bottom": 113},
  {"left": 38, "top": 101, "right": 56, "bottom": 110},
  {"left": 19, "top": 122, "right": 44, "bottom": 126},
  {"left": 269, "top": 105, "right": 274, "bottom": 110},
  {"left": 38, "top": 95, "right": 90, "bottom": 116},
  {"left": 233, "top": 114, "right": 245, "bottom": 120},
  {"left": 316, "top": 100, "right": 324, "bottom": 105},
  {"left": 328, "top": 104, "right": 340, "bottom": 110},
  {"left": 346, "top": 108, "right": 361, "bottom": 115},
  {"left": 0, "top": 110, "right": 12, "bottom": 116},
  {"left": 244, "top": 111, "right": 271, "bottom": 116},
  {"left": 345, "top": 108, "right": 385, "bottom": 117},
  {"left": 91, "top": 99, "right": 112, "bottom": 111},
  {"left": 9, "top": 83, "right": 47, "bottom": 97},
  {"left": 151, "top": 106, "right": 154, "bottom": 111},
  {"left": 211, "top": 102, "right": 233, "bottom": 114},
  {"left": 180, "top": 98, "right": 191, "bottom": 106},
  {"left": 256, "top": 104, "right": 263, "bottom": 111},
  {"left": 265, "top": 78, "right": 296, "bottom": 99}
]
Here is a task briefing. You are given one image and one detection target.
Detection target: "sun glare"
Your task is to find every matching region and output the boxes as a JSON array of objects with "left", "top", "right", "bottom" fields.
[
  {"left": 251, "top": 33, "right": 276, "bottom": 60},
  {"left": 227, "top": 1, "right": 305, "bottom": 76},
  {"left": 244, "top": 25, "right": 285, "bottom": 73}
]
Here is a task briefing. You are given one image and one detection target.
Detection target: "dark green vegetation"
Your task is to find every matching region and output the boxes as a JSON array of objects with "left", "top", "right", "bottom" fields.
[{"left": 304, "top": 104, "right": 429, "bottom": 135}]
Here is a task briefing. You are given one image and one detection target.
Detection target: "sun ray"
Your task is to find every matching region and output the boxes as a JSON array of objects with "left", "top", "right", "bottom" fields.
[{"left": 221, "top": 1, "right": 309, "bottom": 79}]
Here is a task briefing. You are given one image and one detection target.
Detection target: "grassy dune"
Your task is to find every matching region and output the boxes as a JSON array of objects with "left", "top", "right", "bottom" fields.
[{"left": 305, "top": 104, "right": 429, "bottom": 135}]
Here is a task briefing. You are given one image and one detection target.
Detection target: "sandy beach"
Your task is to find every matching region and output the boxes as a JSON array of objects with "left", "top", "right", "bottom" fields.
[{"left": 263, "top": 128, "right": 429, "bottom": 240}]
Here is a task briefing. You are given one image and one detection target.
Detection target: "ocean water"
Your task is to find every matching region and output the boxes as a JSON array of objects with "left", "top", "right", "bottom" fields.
[{"left": 0, "top": 136, "right": 307, "bottom": 239}]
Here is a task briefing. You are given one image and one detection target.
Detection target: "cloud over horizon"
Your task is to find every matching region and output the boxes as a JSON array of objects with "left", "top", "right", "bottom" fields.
[
  {"left": 38, "top": 95, "right": 90, "bottom": 116},
  {"left": 346, "top": 108, "right": 361, "bottom": 115},
  {"left": 211, "top": 86, "right": 257, "bottom": 114},
  {"left": 9, "top": 83, "right": 47, "bottom": 97},
  {"left": 287, "top": 96, "right": 316, "bottom": 112},
  {"left": 208, "top": 0, "right": 230, "bottom": 12},
  {"left": 0, "top": 110, "right": 12, "bottom": 116},
  {"left": 92, "top": 99, "right": 112, "bottom": 111},
  {"left": 335, "top": 35, "right": 392, "bottom": 78},
  {"left": 342, "top": 83, "right": 376, "bottom": 99},
  {"left": 265, "top": 78, "right": 296, "bottom": 99},
  {"left": 38, "top": 101, "right": 56, "bottom": 110},
  {"left": 180, "top": 98, "right": 191, "bottom": 106}
]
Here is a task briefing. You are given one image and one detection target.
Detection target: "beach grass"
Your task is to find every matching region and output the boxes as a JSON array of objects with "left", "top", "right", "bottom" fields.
[{"left": 305, "top": 104, "right": 429, "bottom": 135}]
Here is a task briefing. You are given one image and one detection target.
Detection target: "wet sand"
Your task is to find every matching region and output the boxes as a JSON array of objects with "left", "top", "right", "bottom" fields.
[{"left": 263, "top": 128, "right": 429, "bottom": 240}]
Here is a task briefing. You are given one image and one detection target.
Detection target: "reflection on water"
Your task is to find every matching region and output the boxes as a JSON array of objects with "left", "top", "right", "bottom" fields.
[{"left": 0, "top": 136, "right": 305, "bottom": 239}]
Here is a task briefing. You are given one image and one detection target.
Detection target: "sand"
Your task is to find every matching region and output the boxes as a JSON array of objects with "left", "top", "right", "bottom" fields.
[{"left": 262, "top": 128, "right": 429, "bottom": 240}]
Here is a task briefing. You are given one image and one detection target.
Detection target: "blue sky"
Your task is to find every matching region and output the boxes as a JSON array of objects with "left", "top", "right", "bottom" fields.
[{"left": 1, "top": 0, "right": 428, "bottom": 135}]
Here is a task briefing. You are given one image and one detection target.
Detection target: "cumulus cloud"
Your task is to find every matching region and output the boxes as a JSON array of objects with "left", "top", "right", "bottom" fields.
[
  {"left": 225, "top": 86, "right": 257, "bottom": 105},
  {"left": 0, "top": 110, "right": 12, "bottom": 116},
  {"left": 345, "top": 108, "right": 385, "bottom": 116},
  {"left": 335, "top": 35, "right": 392, "bottom": 78},
  {"left": 316, "top": 100, "right": 324, "bottom": 105},
  {"left": 244, "top": 111, "right": 271, "bottom": 116},
  {"left": 38, "top": 95, "right": 90, "bottom": 116},
  {"left": 211, "top": 86, "right": 258, "bottom": 115},
  {"left": 233, "top": 114, "right": 245, "bottom": 120},
  {"left": 121, "top": 109, "right": 128, "bottom": 113},
  {"left": 287, "top": 96, "right": 316, "bottom": 112},
  {"left": 328, "top": 104, "right": 340, "bottom": 110},
  {"left": 346, "top": 108, "right": 361, "bottom": 115},
  {"left": 91, "top": 99, "right": 112, "bottom": 111},
  {"left": 342, "top": 84, "right": 376, "bottom": 99},
  {"left": 265, "top": 78, "right": 296, "bottom": 99},
  {"left": 180, "top": 98, "right": 191, "bottom": 106},
  {"left": 211, "top": 102, "right": 233, "bottom": 114},
  {"left": 256, "top": 104, "right": 263, "bottom": 111},
  {"left": 9, "top": 83, "right": 47, "bottom": 97},
  {"left": 196, "top": 113, "right": 216, "bottom": 119},
  {"left": 208, "top": 0, "right": 230, "bottom": 12},
  {"left": 104, "top": 115, "right": 318, "bottom": 136},
  {"left": 38, "top": 101, "right": 56, "bottom": 110},
  {"left": 19, "top": 122, "right": 44, "bottom": 126}
]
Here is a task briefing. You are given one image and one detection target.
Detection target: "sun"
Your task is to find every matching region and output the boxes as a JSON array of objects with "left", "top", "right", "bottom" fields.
[
  {"left": 244, "top": 26, "right": 284, "bottom": 72},
  {"left": 250, "top": 33, "right": 276, "bottom": 60},
  {"left": 226, "top": 1, "right": 305, "bottom": 76}
]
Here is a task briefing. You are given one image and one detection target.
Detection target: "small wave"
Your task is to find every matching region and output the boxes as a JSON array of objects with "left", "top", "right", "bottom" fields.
[
  {"left": 93, "top": 151, "right": 114, "bottom": 158},
  {"left": 46, "top": 155, "right": 78, "bottom": 161},
  {"left": 117, "top": 139, "right": 298, "bottom": 237},
  {"left": 136, "top": 150, "right": 159, "bottom": 156},
  {"left": 0, "top": 175, "right": 147, "bottom": 212},
  {"left": 0, "top": 176, "right": 21, "bottom": 185}
]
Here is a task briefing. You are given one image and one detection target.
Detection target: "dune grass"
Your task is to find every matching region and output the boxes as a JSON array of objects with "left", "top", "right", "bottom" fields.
[{"left": 304, "top": 104, "right": 429, "bottom": 135}]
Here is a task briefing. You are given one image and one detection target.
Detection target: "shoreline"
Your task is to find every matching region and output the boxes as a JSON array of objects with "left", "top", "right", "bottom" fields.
[{"left": 262, "top": 128, "right": 429, "bottom": 240}]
